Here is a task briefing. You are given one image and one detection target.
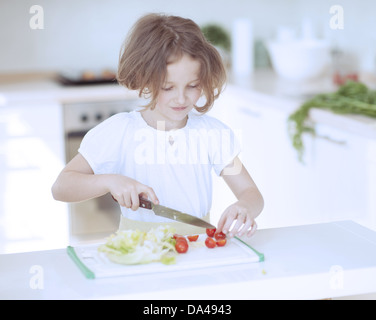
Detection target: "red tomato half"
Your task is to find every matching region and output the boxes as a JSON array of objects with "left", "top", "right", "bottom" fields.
[
  {"left": 214, "top": 231, "right": 226, "bottom": 240},
  {"left": 175, "top": 239, "right": 188, "bottom": 253},
  {"left": 187, "top": 235, "right": 199, "bottom": 242},
  {"left": 205, "top": 237, "right": 216, "bottom": 248},
  {"left": 206, "top": 228, "right": 216, "bottom": 238}
]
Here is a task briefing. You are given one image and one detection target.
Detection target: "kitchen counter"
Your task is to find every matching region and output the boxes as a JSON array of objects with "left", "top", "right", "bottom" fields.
[
  {"left": 0, "top": 72, "right": 139, "bottom": 105},
  {"left": 227, "top": 70, "right": 376, "bottom": 140},
  {"left": 1, "top": 220, "right": 376, "bottom": 300}
]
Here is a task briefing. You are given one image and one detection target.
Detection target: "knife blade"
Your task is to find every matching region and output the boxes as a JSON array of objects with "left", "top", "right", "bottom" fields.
[{"left": 138, "top": 196, "right": 215, "bottom": 229}]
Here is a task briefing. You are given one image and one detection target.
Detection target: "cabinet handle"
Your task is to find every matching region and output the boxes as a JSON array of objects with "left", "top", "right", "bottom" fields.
[{"left": 315, "top": 134, "right": 347, "bottom": 146}]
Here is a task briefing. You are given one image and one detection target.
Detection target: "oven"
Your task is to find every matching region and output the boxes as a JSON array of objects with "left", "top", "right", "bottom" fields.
[{"left": 63, "top": 99, "right": 140, "bottom": 244}]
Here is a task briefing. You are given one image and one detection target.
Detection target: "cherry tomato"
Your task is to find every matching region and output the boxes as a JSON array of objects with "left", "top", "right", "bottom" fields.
[
  {"left": 175, "top": 238, "right": 188, "bottom": 253},
  {"left": 214, "top": 231, "right": 226, "bottom": 240},
  {"left": 206, "top": 228, "right": 216, "bottom": 238},
  {"left": 205, "top": 237, "right": 216, "bottom": 248},
  {"left": 216, "top": 238, "right": 227, "bottom": 247},
  {"left": 187, "top": 235, "right": 199, "bottom": 242},
  {"left": 175, "top": 236, "right": 188, "bottom": 244}
]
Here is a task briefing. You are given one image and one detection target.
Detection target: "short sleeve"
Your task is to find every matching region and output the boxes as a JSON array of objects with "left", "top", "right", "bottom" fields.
[
  {"left": 78, "top": 113, "right": 128, "bottom": 174},
  {"left": 205, "top": 116, "right": 241, "bottom": 176}
]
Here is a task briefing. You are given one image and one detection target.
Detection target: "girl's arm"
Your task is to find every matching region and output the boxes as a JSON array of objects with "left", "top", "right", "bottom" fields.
[
  {"left": 216, "top": 156, "right": 264, "bottom": 237},
  {"left": 51, "top": 153, "right": 158, "bottom": 210}
]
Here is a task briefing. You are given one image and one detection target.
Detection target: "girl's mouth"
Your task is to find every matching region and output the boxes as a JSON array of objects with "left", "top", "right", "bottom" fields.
[{"left": 171, "top": 106, "right": 187, "bottom": 111}]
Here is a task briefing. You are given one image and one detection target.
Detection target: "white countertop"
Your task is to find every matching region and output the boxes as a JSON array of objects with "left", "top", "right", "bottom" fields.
[
  {"left": 226, "top": 71, "right": 376, "bottom": 140},
  {"left": 0, "top": 75, "right": 139, "bottom": 105},
  {"left": 1, "top": 220, "right": 376, "bottom": 300}
]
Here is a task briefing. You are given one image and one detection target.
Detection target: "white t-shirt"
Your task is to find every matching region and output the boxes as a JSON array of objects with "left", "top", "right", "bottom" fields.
[{"left": 78, "top": 110, "right": 240, "bottom": 223}]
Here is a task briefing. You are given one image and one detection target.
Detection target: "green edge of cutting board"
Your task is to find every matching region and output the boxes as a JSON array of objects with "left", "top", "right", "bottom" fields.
[
  {"left": 234, "top": 236, "right": 265, "bottom": 262},
  {"left": 67, "top": 246, "right": 96, "bottom": 279}
]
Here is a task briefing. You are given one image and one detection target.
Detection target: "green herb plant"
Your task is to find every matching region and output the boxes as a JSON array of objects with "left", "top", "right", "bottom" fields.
[
  {"left": 288, "top": 81, "right": 376, "bottom": 162},
  {"left": 201, "top": 24, "right": 231, "bottom": 52}
]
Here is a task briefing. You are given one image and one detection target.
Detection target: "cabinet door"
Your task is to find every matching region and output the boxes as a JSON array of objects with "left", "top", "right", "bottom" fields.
[
  {"left": 367, "top": 140, "right": 376, "bottom": 230},
  {"left": 210, "top": 89, "right": 317, "bottom": 229},
  {"left": 208, "top": 87, "right": 373, "bottom": 231},
  {"left": 236, "top": 102, "right": 320, "bottom": 229},
  {"left": 0, "top": 102, "right": 68, "bottom": 253},
  {"left": 312, "top": 123, "right": 369, "bottom": 227}
]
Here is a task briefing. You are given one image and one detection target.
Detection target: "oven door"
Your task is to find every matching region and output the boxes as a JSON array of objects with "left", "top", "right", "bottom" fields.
[{"left": 66, "top": 131, "right": 120, "bottom": 243}]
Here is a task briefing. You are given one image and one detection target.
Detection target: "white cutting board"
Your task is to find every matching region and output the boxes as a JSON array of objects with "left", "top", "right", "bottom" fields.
[{"left": 68, "top": 234, "right": 263, "bottom": 279}]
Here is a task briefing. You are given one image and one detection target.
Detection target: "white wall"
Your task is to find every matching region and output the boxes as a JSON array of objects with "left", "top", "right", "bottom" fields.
[{"left": 0, "top": 0, "right": 375, "bottom": 73}]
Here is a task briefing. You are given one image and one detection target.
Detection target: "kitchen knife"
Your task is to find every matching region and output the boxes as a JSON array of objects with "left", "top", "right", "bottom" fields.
[
  {"left": 112, "top": 195, "right": 215, "bottom": 229},
  {"left": 138, "top": 196, "right": 215, "bottom": 229}
]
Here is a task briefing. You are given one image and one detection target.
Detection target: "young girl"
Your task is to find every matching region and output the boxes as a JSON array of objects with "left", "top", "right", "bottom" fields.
[{"left": 52, "top": 13, "right": 263, "bottom": 238}]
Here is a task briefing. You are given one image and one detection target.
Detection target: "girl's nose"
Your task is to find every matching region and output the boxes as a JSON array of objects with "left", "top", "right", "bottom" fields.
[{"left": 175, "top": 89, "right": 187, "bottom": 105}]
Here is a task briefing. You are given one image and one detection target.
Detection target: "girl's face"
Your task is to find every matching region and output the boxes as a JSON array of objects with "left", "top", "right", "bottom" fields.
[{"left": 154, "top": 54, "right": 201, "bottom": 129}]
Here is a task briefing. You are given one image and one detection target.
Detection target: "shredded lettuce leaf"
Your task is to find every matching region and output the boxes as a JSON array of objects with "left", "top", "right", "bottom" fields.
[{"left": 98, "top": 226, "right": 177, "bottom": 265}]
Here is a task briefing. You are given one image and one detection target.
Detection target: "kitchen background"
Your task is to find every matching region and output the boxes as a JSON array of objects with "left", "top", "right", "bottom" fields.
[
  {"left": 1, "top": 0, "right": 376, "bottom": 73},
  {"left": 1, "top": 0, "right": 376, "bottom": 255}
]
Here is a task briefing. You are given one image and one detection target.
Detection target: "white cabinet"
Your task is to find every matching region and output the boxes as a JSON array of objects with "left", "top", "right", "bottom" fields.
[
  {"left": 367, "top": 140, "right": 376, "bottom": 230},
  {"left": 311, "top": 123, "right": 375, "bottom": 230},
  {"left": 210, "top": 86, "right": 376, "bottom": 231},
  {"left": 230, "top": 97, "right": 319, "bottom": 229},
  {"left": 0, "top": 101, "right": 69, "bottom": 253},
  {"left": 210, "top": 88, "right": 317, "bottom": 228}
]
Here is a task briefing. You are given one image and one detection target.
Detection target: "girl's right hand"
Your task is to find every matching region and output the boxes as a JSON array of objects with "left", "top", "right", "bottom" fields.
[{"left": 106, "top": 175, "right": 159, "bottom": 211}]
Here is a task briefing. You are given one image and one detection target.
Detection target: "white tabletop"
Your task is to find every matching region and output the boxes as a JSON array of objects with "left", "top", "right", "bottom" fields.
[{"left": 1, "top": 220, "right": 376, "bottom": 300}]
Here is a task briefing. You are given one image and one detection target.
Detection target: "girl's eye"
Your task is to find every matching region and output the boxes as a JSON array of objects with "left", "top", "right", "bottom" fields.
[{"left": 161, "top": 85, "right": 200, "bottom": 91}]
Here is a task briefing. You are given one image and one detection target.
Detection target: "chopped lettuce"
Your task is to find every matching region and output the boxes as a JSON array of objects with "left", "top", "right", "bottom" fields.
[{"left": 98, "top": 226, "right": 177, "bottom": 265}]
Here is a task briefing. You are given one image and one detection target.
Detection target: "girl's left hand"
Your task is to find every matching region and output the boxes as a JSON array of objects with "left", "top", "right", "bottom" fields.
[{"left": 216, "top": 201, "right": 257, "bottom": 238}]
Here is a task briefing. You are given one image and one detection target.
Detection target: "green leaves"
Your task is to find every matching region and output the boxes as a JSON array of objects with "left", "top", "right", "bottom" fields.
[
  {"left": 288, "top": 81, "right": 376, "bottom": 162},
  {"left": 201, "top": 24, "right": 231, "bottom": 51}
]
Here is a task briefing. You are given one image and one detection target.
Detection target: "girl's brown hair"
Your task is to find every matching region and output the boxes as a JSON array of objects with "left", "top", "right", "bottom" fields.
[{"left": 117, "top": 13, "right": 226, "bottom": 113}]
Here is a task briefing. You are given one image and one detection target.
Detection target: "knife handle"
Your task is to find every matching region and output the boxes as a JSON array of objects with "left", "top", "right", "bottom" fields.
[
  {"left": 138, "top": 195, "right": 153, "bottom": 209},
  {"left": 111, "top": 195, "right": 153, "bottom": 210}
]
